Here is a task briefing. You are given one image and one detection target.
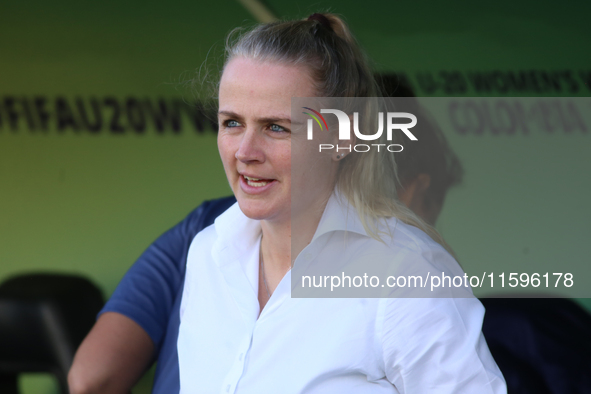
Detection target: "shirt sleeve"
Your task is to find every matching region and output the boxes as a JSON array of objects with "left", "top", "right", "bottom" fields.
[
  {"left": 98, "top": 196, "right": 235, "bottom": 349},
  {"left": 379, "top": 295, "right": 507, "bottom": 394}
]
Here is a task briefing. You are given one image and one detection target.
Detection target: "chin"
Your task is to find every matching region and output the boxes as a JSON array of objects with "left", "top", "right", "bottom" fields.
[
  {"left": 236, "top": 199, "right": 271, "bottom": 220},
  {"left": 239, "top": 207, "right": 276, "bottom": 221},
  {"left": 236, "top": 198, "right": 287, "bottom": 222}
]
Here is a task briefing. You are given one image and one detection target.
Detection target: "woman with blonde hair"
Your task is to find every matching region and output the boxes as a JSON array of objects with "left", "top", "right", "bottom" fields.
[{"left": 177, "top": 12, "right": 505, "bottom": 393}]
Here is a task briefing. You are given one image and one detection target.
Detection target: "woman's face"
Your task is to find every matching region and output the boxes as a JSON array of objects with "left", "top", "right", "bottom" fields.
[{"left": 218, "top": 56, "right": 327, "bottom": 224}]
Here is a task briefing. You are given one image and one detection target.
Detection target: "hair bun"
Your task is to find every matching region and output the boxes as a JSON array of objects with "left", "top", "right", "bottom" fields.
[{"left": 307, "top": 13, "right": 333, "bottom": 33}]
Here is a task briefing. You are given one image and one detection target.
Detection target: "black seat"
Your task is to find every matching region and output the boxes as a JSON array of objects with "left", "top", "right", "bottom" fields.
[{"left": 0, "top": 273, "right": 104, "bottom": 394}]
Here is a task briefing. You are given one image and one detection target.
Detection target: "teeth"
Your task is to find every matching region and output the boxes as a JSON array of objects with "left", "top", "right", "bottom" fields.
[
  {"left": 247, "top": 180, "right": 269, "bottom": 187},
  {"left": 243, "top": 175, "right": 270, "bottom": 187}
]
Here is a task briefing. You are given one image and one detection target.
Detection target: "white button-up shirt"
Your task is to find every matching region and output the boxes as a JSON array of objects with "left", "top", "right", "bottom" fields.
[{"left": 178, "top": 193, "right": 506, "bottom": 394}]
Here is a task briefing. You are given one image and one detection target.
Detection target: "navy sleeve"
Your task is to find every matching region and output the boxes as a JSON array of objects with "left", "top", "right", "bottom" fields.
[{"left": 98, "top": 196, "right": 236, "bottom": 349}]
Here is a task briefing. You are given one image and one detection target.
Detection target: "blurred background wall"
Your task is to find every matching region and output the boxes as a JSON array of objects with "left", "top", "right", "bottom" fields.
[{"left": 1, "top": 0, "right": 589, "bottom": 392}]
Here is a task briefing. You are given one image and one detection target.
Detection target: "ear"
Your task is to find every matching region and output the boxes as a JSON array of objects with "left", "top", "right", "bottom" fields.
[
  {"left": 398, "top": 174, "right": 431, "bottom": 206},
  {"left": 415, "top": 174, "right": 431, "bottom": 193},
  {"left": 332, "top": 114, "right": 357, "bottom": 161}
]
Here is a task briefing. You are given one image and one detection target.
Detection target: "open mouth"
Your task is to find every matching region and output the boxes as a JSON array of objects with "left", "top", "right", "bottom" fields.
[{"left": 242, "top": 175, "right": 274, "bottom": 187}]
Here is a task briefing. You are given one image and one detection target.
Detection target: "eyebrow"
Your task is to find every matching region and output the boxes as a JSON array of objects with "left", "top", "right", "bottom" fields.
[{"left": 218, "top": 110, "right": 301, "bottom": 125}]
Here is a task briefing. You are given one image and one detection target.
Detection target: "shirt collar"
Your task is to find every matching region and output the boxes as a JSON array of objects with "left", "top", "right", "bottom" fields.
[
  {"left": 212, "top": 190, "right": 370, "bottom": 264},
  {"left": 312, "top": 190, "right": 370, "bottom": 242},
  {"left": 213, "top": 202, "right": 262, "bottom": 266}
]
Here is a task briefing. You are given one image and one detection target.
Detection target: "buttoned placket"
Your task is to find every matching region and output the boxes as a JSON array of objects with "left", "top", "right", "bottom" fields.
[
  {"left": 218, "top": 273, "right": 294, "bottom": 394},
  {"left": 212, "top": 199, "right": 343, "bottom": 394},
  {"left": 219, "top": 333, "right": 253, "bottom": 394},
  {"left": 217, "top": 234, "right": 297, "bottom": 394}
]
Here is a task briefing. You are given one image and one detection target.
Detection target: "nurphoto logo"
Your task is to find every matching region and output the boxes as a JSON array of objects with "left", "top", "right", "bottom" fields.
[{"left": 303, "top": 107, "right": 418, "bottom": 153}]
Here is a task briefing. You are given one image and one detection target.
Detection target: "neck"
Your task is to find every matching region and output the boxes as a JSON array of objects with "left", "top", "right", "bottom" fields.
[{"left": 260, "top": 192, "right": 332, "bottom": 272}]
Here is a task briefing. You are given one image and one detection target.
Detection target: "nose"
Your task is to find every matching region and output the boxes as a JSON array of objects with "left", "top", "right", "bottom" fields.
[{"left": 235, "top": 127, "right": 265, "bottom": 163}]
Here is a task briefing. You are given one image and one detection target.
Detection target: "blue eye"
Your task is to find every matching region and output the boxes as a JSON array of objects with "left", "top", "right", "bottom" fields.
[
  {"left": 270, "top": 124, "right": 286, "bottom": 132},
  {"left": 225, "top": 120, "right": 240, "bottom": 127}
]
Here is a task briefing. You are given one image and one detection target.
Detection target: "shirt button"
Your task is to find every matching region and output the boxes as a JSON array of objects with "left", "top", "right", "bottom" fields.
[
  {"left": 226, "top": 384, "right": 231, "bottom": 392},
  {"left": 238, "top": 353, "right": 244, "bottom": 361}
]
